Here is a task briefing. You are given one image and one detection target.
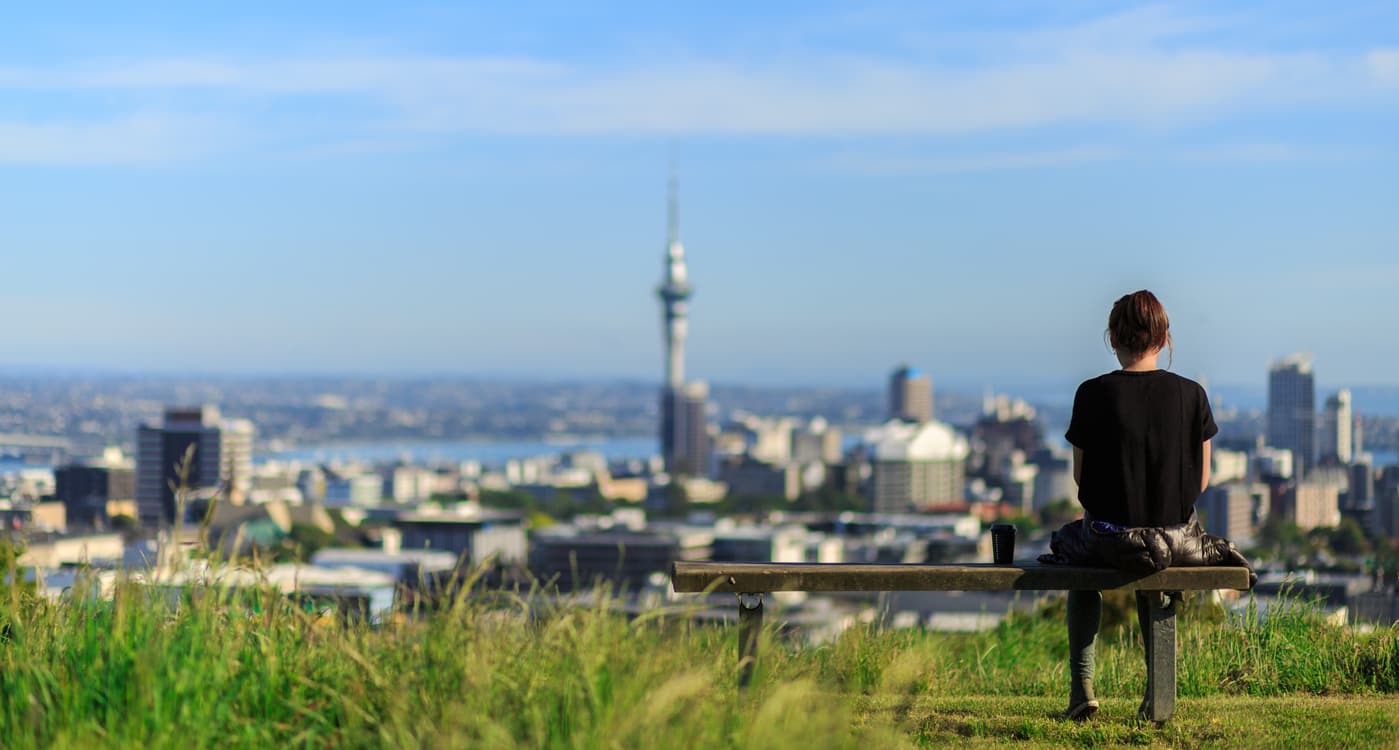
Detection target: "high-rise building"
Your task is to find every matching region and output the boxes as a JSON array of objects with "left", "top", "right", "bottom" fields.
[
  {"left": 1320, "top": 389, "right": 1353, "bottom": 464},
  {"left": 135, "top": 406, "right": 254, "bottom": 527},
  {"left": 888, "top": 365, "right": 933, "bottom": 423},
  {"left": 1267, "top": 354, "right": 1315, "bottom": 478},
  {"left": 1346, "top": 458, "right": 1375, "bottom": 515},
  {"left": 665, "top": 381, "right": 712, "bottom": 477},
  {"left": 656, "top": 173, "right": 711, "bottom": 477},
  {"left": 1376, "top": 467, "right": 1399, "bottom": 538}
]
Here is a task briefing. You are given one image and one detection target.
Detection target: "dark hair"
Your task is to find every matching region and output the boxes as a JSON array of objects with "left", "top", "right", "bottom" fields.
[{"left": 1106, "top": 290, "right": 1172, "bottom": 363}]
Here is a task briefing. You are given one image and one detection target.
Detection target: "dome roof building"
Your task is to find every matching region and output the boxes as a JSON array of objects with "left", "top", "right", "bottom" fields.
[{"left": 864, "top": 419, "right": 969, "bottom": 513}]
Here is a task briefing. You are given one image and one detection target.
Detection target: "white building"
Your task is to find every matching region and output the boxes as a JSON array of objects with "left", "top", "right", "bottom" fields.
[
  {"left": 324, "top": 471, "right": 383, "bottom": 507},
  {"left": 1250, "top": 446, "right": 1294, "bottom": 481},
  {"left": 1288, "top": 480, "right": 1342, "bottom": 530},
  {"left": 865, "top": 419, "right": 970, "bottom": 513},
  {"left": 1320, "top": 389, "right": 1353, "bottom": 464},
  {"left": 1211, "top": 448, "right": 1250, "bottom": 486}
]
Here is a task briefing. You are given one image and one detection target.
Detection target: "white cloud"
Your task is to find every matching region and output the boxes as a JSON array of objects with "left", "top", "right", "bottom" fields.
[
  {"left": 818, "top": 145, "right": 1120, "bottom": 175},
  {"left": 1370, "top": 48, "right": 1399, "bottom": 85},
  {"left": 0, "top": 115, "right": 222, "bottom": 164},
  {"left": 0, "top": 49, "right": 1336, "bottom": 136},
  {"left": 0, "top": 8, "right": 1394, "bottom": 163},
  {"left": 1172, "top": 142, "right": 1372, "bottom": 163}
]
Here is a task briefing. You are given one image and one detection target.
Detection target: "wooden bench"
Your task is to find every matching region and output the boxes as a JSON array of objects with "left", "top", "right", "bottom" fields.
[{"left": 670, "top": 561, "right": 1252, "bottom": 723}]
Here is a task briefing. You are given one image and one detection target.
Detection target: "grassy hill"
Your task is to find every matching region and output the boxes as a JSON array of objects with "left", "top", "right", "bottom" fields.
[{"left": 0, "top": 575, "right": 1395, "bottom": 748}]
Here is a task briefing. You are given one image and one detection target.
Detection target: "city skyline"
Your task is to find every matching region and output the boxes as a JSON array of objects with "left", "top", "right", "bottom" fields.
[{"left": 3, "top": 2, "right": 1398, "bottom": 385}]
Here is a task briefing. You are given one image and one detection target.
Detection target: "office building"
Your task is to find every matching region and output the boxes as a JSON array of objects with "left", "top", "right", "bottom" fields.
[
  {"left": 1376, "top": 467, "right": 1399, "bottom": 538},
  {"left": 135, "top": 406, "right": 254, "bottom": 528},
  {"left": 1198, "top": 481, "right": 1269, "bottom": 548},
  {"left": 324, "top": 470, "right": 384, "bottom": 507},
  {"left": 54, "top": 462, "right": 135, "bottom": 529},
  {"left": 718, "top": 455, "right": 801, "bottom": 501},
  {"left": 973, "top": 407, "right": 1043, "bottom": 480},
  {"left": 889, "top": 365, "right": 934, "bottom": 423},
  {"left": 1250, "top": 446, "right": 1294, "bottom": 481},
  {"left": 1320, "top": 389, "right": 1353, "bottom": 464},
  {"left": 1285, "top": 479, "right": 1342, "bottom": 531},
  {"left": 1347, "top": 458, "right": 1375, "bottom": 514},
  {"left": 1029, "top": 448, "right": 1076, "bottom": 511},
  {"left": 1267, "top": 354, "right": 1315, "bottom": 477},
  {"left": 394, "top": 507, "right": 526, "bottom": 566},
  {"left": 662, "top": 382, "right": 711, "bottom": 477},
  {"left": 1211, "top": 448, "right": 1249, "bottom": 485},
  {"left": 791, "top": 416, "right": 843, "bottom": 465},
  {"left": 528, "top": 526, "right": 711, "bottom": 591}
]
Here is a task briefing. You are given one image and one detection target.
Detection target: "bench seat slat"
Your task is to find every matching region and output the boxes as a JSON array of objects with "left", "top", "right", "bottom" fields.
[{"left": 670, "top": 561, "right": 1251, "bottom": 593}]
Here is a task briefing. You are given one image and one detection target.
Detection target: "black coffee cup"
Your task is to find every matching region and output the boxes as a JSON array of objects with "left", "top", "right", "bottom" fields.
[{"left": 990, "top": 523, "right": 1016, "bottom": 565}]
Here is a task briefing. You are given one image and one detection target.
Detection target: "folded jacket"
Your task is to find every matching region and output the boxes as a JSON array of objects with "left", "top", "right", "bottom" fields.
[{"left": 1038, "top": 514, "right": 1257, "bottom": 588}]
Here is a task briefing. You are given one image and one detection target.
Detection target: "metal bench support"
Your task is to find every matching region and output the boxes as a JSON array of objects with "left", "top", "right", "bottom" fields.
[
  {"left": 1143, "top": 592, "right": 1177, "bottom": 723},
  {"left": 738, "top": 592, "right": 763, "bottom": 688}
]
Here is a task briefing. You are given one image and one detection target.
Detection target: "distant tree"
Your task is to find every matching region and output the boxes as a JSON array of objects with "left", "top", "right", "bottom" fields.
[
  {"left": 791, "top": 489, "right": 864, "bottom": 514},
  {"left": 276, "top": 523, "right": 336, "bottom": 563},
  {"left": 1038, "top": 498, "right": 1081, "bottom": 529},
  {"left": 660, "top": 482, "right": 690, "bottom": 519},
  {"left": 1328, "top": 518, "right": 1370, "bottom": 557},
  {"left": 1255, "top": 516, "right": 1305, "bottom": 564},
  {"left": 998, "top": 512, "right": 1041, "bottom": 535},
  {"left": 716, "top": 493, "right": 787, "bottom": 515},
  {"left": 480, "top": 490, "right": 536, "bottom": 511}
]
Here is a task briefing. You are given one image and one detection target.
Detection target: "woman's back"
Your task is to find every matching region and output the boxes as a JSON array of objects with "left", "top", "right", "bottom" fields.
[{"left": 1067, "top": 365, "right": 1217, "bottom": 527}]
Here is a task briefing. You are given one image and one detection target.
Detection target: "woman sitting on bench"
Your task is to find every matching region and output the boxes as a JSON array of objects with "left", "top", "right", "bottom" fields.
[{"left": 1060, "top": 290, "right": 1217, "bottom": 721}]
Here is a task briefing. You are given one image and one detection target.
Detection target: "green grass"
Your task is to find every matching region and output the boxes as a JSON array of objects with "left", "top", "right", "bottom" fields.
[
  {"left": 0, "top": 575, "right": 1396, "bottom": 748},
  {"left": 883, "top": 695, "right": 1399, "bottom": 748}
]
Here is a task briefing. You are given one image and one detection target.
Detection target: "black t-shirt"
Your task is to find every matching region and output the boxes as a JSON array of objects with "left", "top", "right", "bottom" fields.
[{"left": 1065, "top": 370, "right": 1218, "bottom": 527}]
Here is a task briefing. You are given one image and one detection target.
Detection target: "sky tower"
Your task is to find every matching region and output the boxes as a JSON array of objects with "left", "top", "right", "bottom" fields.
[
  {"left": 658, "top": 173, "right": 690, "bottom": 388},
  {"left": 656, "top": 174, "right": 709, "bottom": 477}
]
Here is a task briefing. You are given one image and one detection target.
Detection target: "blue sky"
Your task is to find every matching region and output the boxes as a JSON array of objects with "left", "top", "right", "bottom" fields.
[{"left": 2, "top": 1, "right": 1397, "bottom": 395}]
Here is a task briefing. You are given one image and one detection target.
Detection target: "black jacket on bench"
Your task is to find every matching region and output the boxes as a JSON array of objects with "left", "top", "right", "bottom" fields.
[{"left": 1039, "top": 515, "right": 1257, "bottom": 589}]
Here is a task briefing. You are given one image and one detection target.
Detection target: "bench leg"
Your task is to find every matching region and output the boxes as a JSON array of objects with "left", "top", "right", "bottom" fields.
[
  {"left": 738, "top": 592, "right": 764, "bottom": 688},
  {"left": 1142, "top": 592, "right": 1177, "bottom": 724}
]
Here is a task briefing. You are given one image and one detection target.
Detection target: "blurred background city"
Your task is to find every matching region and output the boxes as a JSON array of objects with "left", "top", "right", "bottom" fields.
[{"left": 4, "top": 2, "right": 1399, "bottom": 633}]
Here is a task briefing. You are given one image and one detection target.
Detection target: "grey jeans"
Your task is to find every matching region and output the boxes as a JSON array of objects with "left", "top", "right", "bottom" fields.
[{"left": 1067, "top": 590, "right": 1155, "bottom": 704}]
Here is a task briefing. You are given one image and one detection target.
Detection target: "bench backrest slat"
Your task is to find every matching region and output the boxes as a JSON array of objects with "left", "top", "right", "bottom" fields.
[{"left": 670, "top": 561, "right": 1251, "bottom": 593}]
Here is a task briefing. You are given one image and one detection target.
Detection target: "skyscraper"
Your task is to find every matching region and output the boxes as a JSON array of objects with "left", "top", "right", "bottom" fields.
[
  {"left": 1267, "top": 354, "right": 1315, "bottom": 478},
  {"left": 1320, "top": 389, "right": 1353, "bottom": 464},
  {"left": 136, "top": 405, "right": 254, "bottom": 527},
  {"left": 888, "top": 365, "right": 933, "bottom": 423},
  {"left": 656, "top": 174, "right": 711, "bottom": 476}
]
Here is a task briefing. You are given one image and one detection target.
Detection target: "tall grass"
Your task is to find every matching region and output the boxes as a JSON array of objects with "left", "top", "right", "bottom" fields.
[{"left": 0, "top": 572, "right": 1395, "bottom": 748}]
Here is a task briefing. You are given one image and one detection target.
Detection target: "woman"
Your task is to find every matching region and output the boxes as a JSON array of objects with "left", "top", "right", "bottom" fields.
[{"left": 1060, "top": 290, "right": 1217, "bottom": 721}]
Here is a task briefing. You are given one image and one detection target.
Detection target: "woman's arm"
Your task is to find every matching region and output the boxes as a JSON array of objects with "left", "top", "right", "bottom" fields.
[
  {"left": 1073, "top": 446, "right": 1083, "bottom": 486},
  {"left": 1201, "top": 439, "right": 1212, "bottom": 492}
]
